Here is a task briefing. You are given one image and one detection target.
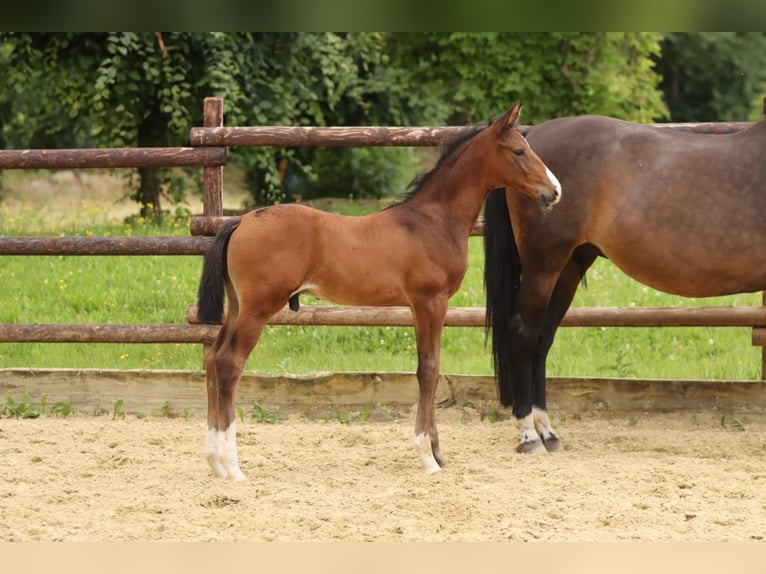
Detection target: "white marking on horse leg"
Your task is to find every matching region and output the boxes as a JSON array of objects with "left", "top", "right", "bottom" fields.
[
  {"left": 413, "top": 432, "right": 441, "bottom": 475},
  {"left": 532, "top": 407, "right": 554, "bottom": 440},
  {"left": 217, "top": 420, "right": 247, "bottom": 482},
  {"left": 205, "top": 427, "right": 227, "bottom": 478},
  {"left": 516, "top": 412, "right": 543, "bottom": 454},
  {"left": 533, "top": 407, "right": 562, "bottom": 452}
]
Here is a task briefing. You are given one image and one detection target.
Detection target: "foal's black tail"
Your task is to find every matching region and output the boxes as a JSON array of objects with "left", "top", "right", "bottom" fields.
[
  {"left": 197, "top": 219, "right": 241, "bottom": 324},
  {"left": 483, "top": 188, "right": 520, "bottom": 408}
]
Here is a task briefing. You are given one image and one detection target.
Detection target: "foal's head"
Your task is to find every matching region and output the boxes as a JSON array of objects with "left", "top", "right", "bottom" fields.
[{"left": 484, "top": 102, "right": 561, "bottom": 209}]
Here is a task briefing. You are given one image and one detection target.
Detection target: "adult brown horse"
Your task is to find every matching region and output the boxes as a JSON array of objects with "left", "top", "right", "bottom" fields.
[
  {"left": 484, "top": 113, "right": 766, "bottom": 454},
  {"left": 198, "top": 103, "right": 561, "bottom": 480}
]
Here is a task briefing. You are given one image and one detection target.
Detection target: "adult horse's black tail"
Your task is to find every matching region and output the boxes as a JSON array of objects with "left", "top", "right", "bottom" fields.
[
  {"left": 483, "top": 188, "right": 520, "bottom": 408},
  {"left": 197, "top": 219, "right": 241, "bottom": 324}
]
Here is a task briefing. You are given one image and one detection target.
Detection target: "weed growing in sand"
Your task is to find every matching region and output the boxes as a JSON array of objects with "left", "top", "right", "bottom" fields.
[
  {"left": 158, "top": 400, "right": 173, "bottom": 418},
  {"left": 50, "top": 400, "right": 71, "bottom": 417},
  {"left": 2, "top": 391, "right": 39, "bottom": 418},
  {"left": 0, "top": 391, "right": 70, "bottom": 418},
  {"left": 720, "top": 414, "right": 747, "bottom": 431},
  {"left": 251, "top": 402, "right": 282, "bottom": 424}
]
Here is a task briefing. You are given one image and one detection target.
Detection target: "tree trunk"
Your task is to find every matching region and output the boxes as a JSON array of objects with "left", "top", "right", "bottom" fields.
[
  {"left": 136, "top": 166, "right": 162, "bottom": 221},
  {"left": 135, "top": 112, "right": 164, "bottom": 221}
]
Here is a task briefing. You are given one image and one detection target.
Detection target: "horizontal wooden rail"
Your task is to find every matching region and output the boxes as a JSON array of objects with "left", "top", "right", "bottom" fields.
[
  {"left": 2, "top": 306, "right": 764, "bottom": 346},
  {"left": 189, "top": 125, "right": 485, "bottom": 147},
  {"left": 0, "top": 324, "right": 218, "bottom": 344},
  {"left": 189, "top": 215, "right": 486, "bottom": 237},
  {"left": 0, "top": 147, "right": 226, "bottom": 169},
  {"left": 188, "top": 121, "right": 754, "bottom": 148},
  {"left": 0, "top": 236, "right": 213, "bottom": 256},
  {"left": 187, "top": 304, "right": 766, "bottom": 328}
]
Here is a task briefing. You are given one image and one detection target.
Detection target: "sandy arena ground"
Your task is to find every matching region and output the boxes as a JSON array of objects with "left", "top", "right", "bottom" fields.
[{"left": 1, "top": 408, "right": 765, "bottom": 542}]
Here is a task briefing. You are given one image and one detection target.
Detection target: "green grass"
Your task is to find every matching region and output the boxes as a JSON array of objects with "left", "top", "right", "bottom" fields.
[{"left": 0, "top": 184, "right": 762, "bottom": 380}]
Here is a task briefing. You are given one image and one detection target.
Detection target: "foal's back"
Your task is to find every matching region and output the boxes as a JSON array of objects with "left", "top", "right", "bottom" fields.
[{"left": 227, "top": 203, "right": 467, "bottom": 308}]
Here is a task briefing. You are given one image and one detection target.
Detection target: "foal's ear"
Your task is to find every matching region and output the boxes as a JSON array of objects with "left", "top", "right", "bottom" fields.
[
  {"left": 492, "top": 102, "right": 522, "bottom": 133},
  {"left": 503, "top": 101, "right": 522, "bottom": 129}
]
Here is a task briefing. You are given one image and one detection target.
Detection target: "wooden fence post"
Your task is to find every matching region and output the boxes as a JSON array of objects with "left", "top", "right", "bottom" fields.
[
  {"left": 202, "top": 97, "right": 224, "bottom": 218},
  {"left": 200, "top": 96, "right": 225, "bottom": 368}
]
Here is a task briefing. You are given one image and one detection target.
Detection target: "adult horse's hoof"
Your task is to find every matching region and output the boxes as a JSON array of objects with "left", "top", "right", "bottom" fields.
[
  {"left": 516, "top": 438, "right": 544, "bottom": 454},
  {"left": 542, "top": 435, "right": 562, "bottom": 453}
]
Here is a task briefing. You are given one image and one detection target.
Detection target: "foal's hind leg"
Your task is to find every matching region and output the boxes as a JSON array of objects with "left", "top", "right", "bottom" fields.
[
  {"left": 411, "top": 296, "right": 448, "bottom": 474},
  {"left": 208, "top": 311, "right": 269, "bottom": 481},
  {"left": 204, "top": 295, "right": 238, "bottom": 479}
]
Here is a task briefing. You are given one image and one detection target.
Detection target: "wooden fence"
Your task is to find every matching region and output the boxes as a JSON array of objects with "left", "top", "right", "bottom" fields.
[{"left": 1, "top": 96, "right": 765, "bottom": 379}]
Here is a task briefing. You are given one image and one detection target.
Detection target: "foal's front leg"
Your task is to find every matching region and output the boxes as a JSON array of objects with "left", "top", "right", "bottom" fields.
[{"left": 411, "top": 297, "right": 448, "bottom": 474}]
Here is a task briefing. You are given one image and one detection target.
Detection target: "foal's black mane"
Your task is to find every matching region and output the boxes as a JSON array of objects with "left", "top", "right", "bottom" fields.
[{"left": 386, "top": 120, "right": 489, "bottom": 209}]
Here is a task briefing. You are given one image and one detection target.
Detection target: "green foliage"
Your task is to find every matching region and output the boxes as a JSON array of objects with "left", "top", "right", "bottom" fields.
[
  {"left": 0, "top": 32, "right": 671, "bottom": 210},
  {"left": 390, "top": 32, "right": 668, "bottom": 124},
  {"left": 656, "top": 32, "right": 766, "bottom": 122}
]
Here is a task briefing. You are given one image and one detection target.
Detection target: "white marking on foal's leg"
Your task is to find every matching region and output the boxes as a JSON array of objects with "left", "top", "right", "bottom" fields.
[
  {"left": 206, "top": 427, "right": 228, "bottom": 478},
  {"left": 413, "top": 432, "right": 441, "bottom": 475},
  {"left": 217, "top": 420, "right": 247, "bottom": 482},
  {"left": 516, "top": 412, "right": 544, "bottom": 454},
  {"left": 206, "top": 422, "right": 247, "bottom": 481}
]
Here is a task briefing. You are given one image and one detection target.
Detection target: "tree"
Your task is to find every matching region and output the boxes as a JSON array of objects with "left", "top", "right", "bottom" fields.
[
  {"left": 1, "top": 33, "right": 670, "bottom": 212},
  {"left": 0, "top": 32, "right": 443, "bottom": 211},
  {"left": 655, "top": 32, "right": 766, "bottom": 122},
  {"left": 219, "top": 32, "right": 446, "bottom": 204},
  {"left": 0, "top": 33, "right": 221, "bottom": 218},
  {"left": 389, "top": 32, "right": 668, "bottom": 124}
]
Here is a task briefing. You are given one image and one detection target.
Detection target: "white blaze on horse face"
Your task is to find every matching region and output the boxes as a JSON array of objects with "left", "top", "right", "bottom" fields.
[
  {"left": 206, "top": 422, "right": 247, "bottom": 482},
  {"left": 413, "top": 432, "right": 441, "bottom": 475}
]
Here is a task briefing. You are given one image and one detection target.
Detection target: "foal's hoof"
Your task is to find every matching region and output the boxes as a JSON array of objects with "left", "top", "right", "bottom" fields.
[
  {"left": 516, "top": 438, "right": 544, "bottom": 454},
  {"left": 542, "top": 435, "right": 563, "bottom": 453}
]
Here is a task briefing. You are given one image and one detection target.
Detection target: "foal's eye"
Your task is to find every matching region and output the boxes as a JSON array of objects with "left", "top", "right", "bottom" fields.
[{"left": 513, "top": 149, "right": 525, "bottom": 157}]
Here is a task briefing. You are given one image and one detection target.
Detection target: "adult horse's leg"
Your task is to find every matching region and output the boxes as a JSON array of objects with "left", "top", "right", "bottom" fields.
[
  {"left": 530, "top": 248, "right": 599, "bottom": 452},
  {"left": 410, "top": 296, "right": 449, "bottom": 474},
  {"left": 506, "top": 267, "right": 562, "bottom": 453}
]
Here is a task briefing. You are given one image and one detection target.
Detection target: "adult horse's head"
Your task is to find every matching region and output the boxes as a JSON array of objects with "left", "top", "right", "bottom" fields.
[{"left": 487, "top": 102, "right": 561, "bottom": 210}]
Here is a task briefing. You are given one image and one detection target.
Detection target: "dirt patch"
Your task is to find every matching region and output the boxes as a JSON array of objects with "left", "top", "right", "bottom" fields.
[{"left": 1, "top": 409, "right": 765, "bottom": 542}]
